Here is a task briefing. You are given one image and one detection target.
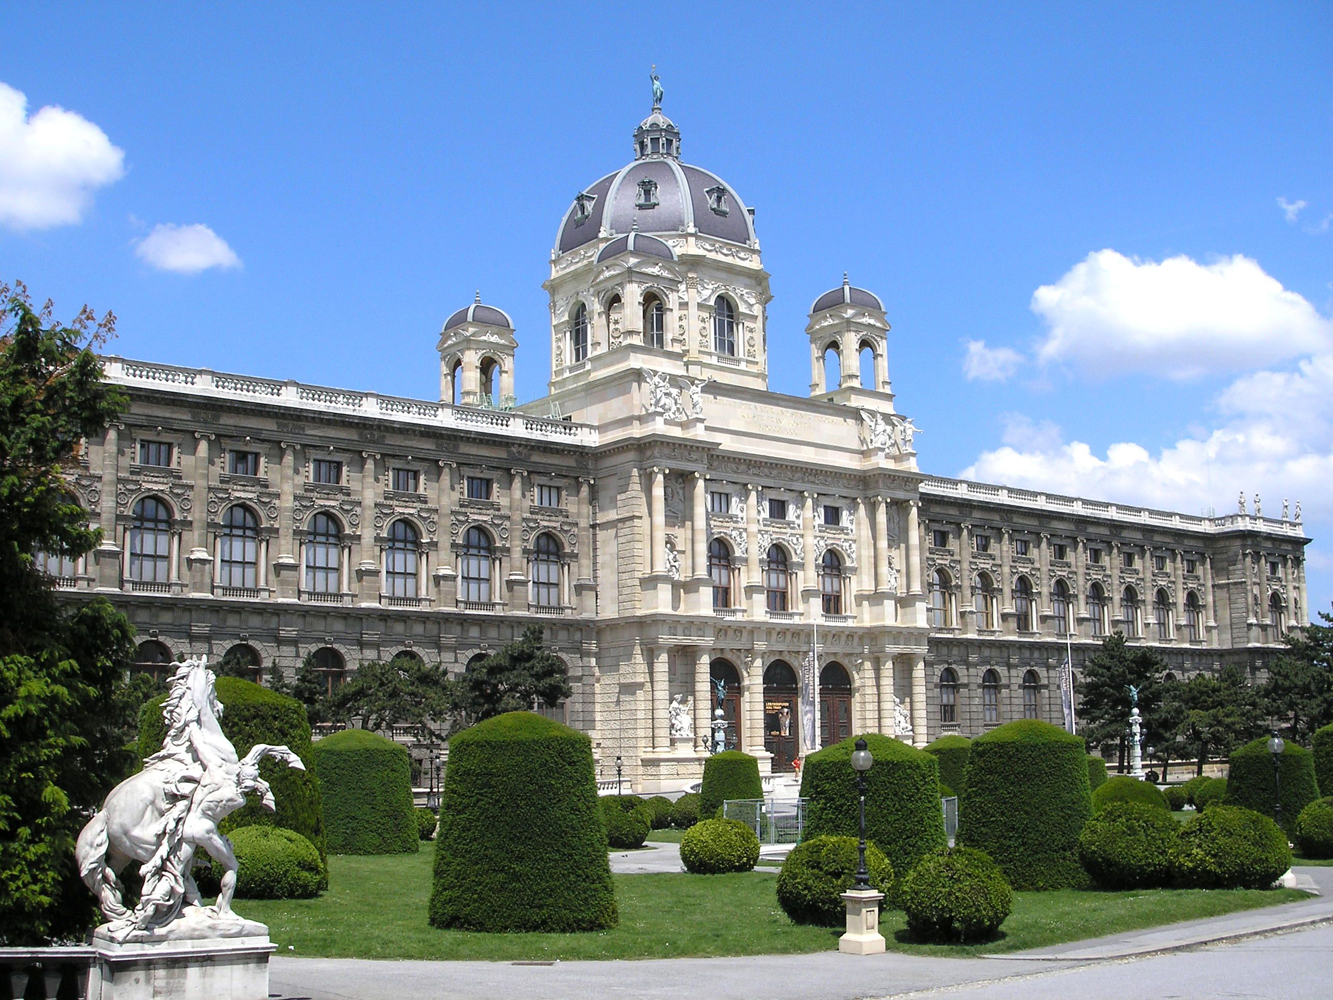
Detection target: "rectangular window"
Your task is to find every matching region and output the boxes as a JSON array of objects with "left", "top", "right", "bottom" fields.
[
  {"left": 709, "top": 490, "right": 731, "bottom": 514},
  {"left": 1154, "top": 554, "right": 1167, "bottom": 572},
  {"left": 1089, "top": 547, "right": 1103, "bottom": 564},
  {"left": 138, "top": 440, "right": 173, "bottom": 467},
  {"left": 390, "top": 468, "right": 419, "bottom": 493},
  {"left": 1185, "top": 557, "right": 1198, "bottom": 574},
  {"left": 974, "top": 534, "right": 991, "bottom": 553},
  {"left": 824, "top": 505, "right": 841, "bottom": 526},
  {"left": 466, "top": 476, "right": 493, "bottom": 500},
  {"left": 768, "top": 498, "right": 788, "bottom": 520},
  {"left": 536, "top": 484, "right": 561, "bottom": 508},
  {"left": 228, "top": 450, "right": 260, "bottom": 476},
  {"left": 311, "top": 458, "right": 342, "bottom": 484},
  {"left": 1052, "top": 543, "right": 1067, "bottom": 561},
  {"left": 1123, "top": 551, "right": 1136, "bottom": 569},
  {"left": 932, "top": 529, "right": 949, "bottom": 548},
  {"left": 1014, "top": 538, "right": 1030, "bottom": 556},
  {"left": 1269, "top": 560, "right": 1281, "bottom": 577}
]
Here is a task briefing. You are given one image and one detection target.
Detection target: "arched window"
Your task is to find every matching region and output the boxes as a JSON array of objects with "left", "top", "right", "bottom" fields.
[
  {"left": 479, "top": 357, "right": 498, "bottom": 405},
  {"left": 929, "top": 568, "right": 953, "bottom": 628},
  {"left": 820, "top": 549, "right": 844, "bottom": 615},
  {"left": 384, "top": 520, "right": 419, "bottom": 599},
  {"left": 1121, "top": 586, "right": 1140, "bottom": 637},
  {"left": 644, "top": 294, "right": 665, "bottom": 349},
  {"left": 571, "top": 303, "right": 589, "bottom": 363},
  {"left": 311, "top": 646, "right": 345, "bottom": 698},
  {"left": 939, "top": 667, "right": 958, "bottom": 725},
  {"left": 711, "top": 658, "right": 742, "bottom": 750},
  {"left": 450, "top": 358, "right": 462, "bottom": 406},
  {"left": 1154, "top": 588, "right": 1172, "bottom": 640},
  {"left": 220, "top": 643, "right": 261, "bottom": 682},
  {"left": 765, "top": 544, "right": 789, "bottom": 613},
  {"left": 823, "top": 343, "right": 841, "bottom": 390},
  {"left": 305, "top": 513, "right": 342, "bottom": 595},
  {"left": 531, "top": 532, "right": 561, "bottom": 608},
  {"left": 1270, "top": 592, "right": 1286, "bottom": 635},
  {"left": 134, "top": 639, "right": 174, "bottom": 683},
  {"left": 128, "top": 496, "right": 172, "bottom": 584},
  {"left": 1014, "top": 576, "right": 1034, "bottom": 632},
  {"left": 218, "top": 505, "right": 259, "bottom": 590},
  {"left": 709, "top": 537, "right": 733, "bottom": 608},
  {"left": 1089, "top": 583, "right": 1106, "bottom": 636},
  {"left": 713, "top": 296, "right": 736, "bottom": 356},
  {"left": 1184, "top": 591, "right": 1202, "bottom": 642},
  {"left": 972, "top": 572, "right": 996, "bottom": 630},
  {"left": 982, "top": 668, "right": 1001, "bottom": 725},
  {"left": 461, "top": 526, "right": 493, "bottom": 603},
  {"left": 1022, "top": 669, "right": 1041, "bottom": 719},
  {"left": 34, "top": 548, "right": 77, "bottom": 582},
  {"left": 1052, "top": 579, "right": 1071, "bottom": 636},
  {"left": 859, "top": 341, "right": 876, "bottom": 390},
  {"left": 1163, "top": 671, "right": 1177, "bottom": 684}
]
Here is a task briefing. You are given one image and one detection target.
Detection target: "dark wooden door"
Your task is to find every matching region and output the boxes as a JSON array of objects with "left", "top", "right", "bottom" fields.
[
  {"left": 765, "top": 694, "right": 799, "bottom": 772},
  {"left": 820, "top": 692, "right": 852, "bottom": 746}
]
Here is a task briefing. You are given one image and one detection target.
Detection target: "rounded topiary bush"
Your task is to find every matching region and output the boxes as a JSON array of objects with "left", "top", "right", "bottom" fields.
[
  {"left": 213, "top": 826, "right": 324, "bottom": 899},
  {"left": 601, "top": 795, "right": 652, "bottom": 849},
  {"left": 643, "top": 795, "right": 674, "bottom": 829},
  {"left": 699, "top": 752, "right": 763, "bottom": 819},
  {"left": 1078, "top": 801, "right": 1178, "bottom": 888},
  {"left": 1173, "top": 805, "right": 1291, "bottom": 889},
  {"left": 1313, "top": 724, "right": 1333, "bottom": 802},
  {"left": 1226, "top": 737, "right": 1320, "bottom": 832},
  {"left": 924, "top": 734, "right": 971, "bottom": 800},
  {"left": 1092, "top": 775, "right": 1170, "bottom": 813},
  {"left": 1194, "top": 777, "right": 1227, "bottom": 811},
  {"left": 680, "top": 818, "right": 760, "bottom": 873},
  {"left": 416, "top": 807, "right": 438, "bottom": 841},
  {"left": 776, "top": 835, "right": 893, "bottom": 926},
  {"left": 957, "top": 720, "right": 1092, "bottom": 890},
  {"left": 429, "top": 711, "right": 616, "bottom": 932},
  {"left": 1163, "top": 785, "right": 1188, "bottom": 811},
  {"left": 900, "top": 847, "right": 1012, "bottom": 943},
  {"left": 671, "top": 792, "right": 700, "bottom": 828},
  {"left": 312, "top": 729, "right": 418, "bottom": 854},
  {"left": 801, "top": 733, "right": 947, "bottom": 878},
  {"left": 1181, "top": 774, "right": 1211, "bottom": 806},
  {"left": 1088, "top": 756, "right": 1108, "bottom": 792},
  {"left": 1295, "top": 797, "right": 1333, "bottom": 859}
]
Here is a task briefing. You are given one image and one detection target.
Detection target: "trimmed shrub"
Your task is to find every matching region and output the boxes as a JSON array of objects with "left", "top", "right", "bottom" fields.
[
  {"left": 670, "top": 792, "right": 701, "bottom": 829},
  {"left": 680, "top": 818, "right": 760, "bottom": 873},
  {"left": 1194, "top": 777, "right": 1227, "bottom": 811},
  {"left": 213, "top": 826, "right": 323, "bottom": 899},
  {"left": 1313, "top": 724, "right": 1333, "bottom": 801},
  {"left": 643, "top": 795, "right": 674, "bottom": 829},
  {"left": 924, "top": 734, "right": 971, "bottom": 799},
  {"left": 801, "top": 733, "right": 947, "bottom": 878},
  {"left": 1163, "top": 785, "right": 1188, "bottom": 811},
  {"left": 1078, "top": 802, "right": 1177, "bottom": 889},
  {"left": 1294, "top": 797, "right": 1333, "bottom": 859},
  {"left": 1087, "top": 756, "right": 1108, "bottom": 792},
  {"left": 1226, "top": 737, "right": 1320, "bottom": 833},
  {"left": 1173, "top": 805, "right": 1291, "bottom": 889},
  {"left": 957, "top": 720, "right": 1092, "bottom": 890},
  {"left": 601, "top": 795, "right": 652, "bottom": 849},
  {"left": 900, "top": 847, "right": 1012, "bottom": 943},
  {"left": 429, "top": 711, "right": 616, "bottom": 932},
  {"left": 1181, "top": 774, "right": 1211, "bottom": 806},
  {"left": 139, "top": 676, "right": 326, "bottom": 881},
  {"left": 1092, "top": 775, "right": 1170, "bottom": 813},
  {"left": 699, "top": 752, "right": 763, "bottom": 820},
  {"left": 312, "top": 729, "right": 418, "bottom": 854},
  {"left": 416, "top": 807, "right": 438, "bottom": 841},
  {"left": 776, "top": 835, "right": 893, "bottom": 926},
  {"left": 939, "top": 784, "right": 956, "bottom": 800}
]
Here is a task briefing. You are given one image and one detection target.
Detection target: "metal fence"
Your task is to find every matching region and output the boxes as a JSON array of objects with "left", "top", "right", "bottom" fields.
[
  {"left": 722, "top": 798, "right": 807, "bottom": 844},
  {"left": 942, "top": 795, "right": 959, "bottom": 845}
]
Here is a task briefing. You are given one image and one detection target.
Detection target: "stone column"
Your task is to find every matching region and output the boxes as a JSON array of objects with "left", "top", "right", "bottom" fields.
[
  {"left": 874, "top": 497, "right": 890, "bottom": 592},
  {"left": 273, "top": 443, "right": 299, "bottom": 600},
  {"left": 1075, "top": 538, "right": 1088, "bottom": 635},
  {"left": 1109, "top": 541, "right": 1121, "bottom": 627},
  {"left": 507, "top": 468, "right": 527, "bottom": 607},
  {"left": 1174, "top": 548, "right": 1185, "bottom": 637},
  {"left": 650, "top": 467, "right": 667, "bottom": 574},
  {"left": 809, "top": 340, "right": 823, "bottom": 394},
  {"left": 858, "top": 656, "right": 878, "bottom": 733},
  {"left": 356, "top": 452, "right": 380, "bottom": 604},
  {"left": 684, "top": 274, "right": 700, "bottom": 359},
  {"left": 1038, "top": 532, "right": 1051, "bottom": 623},
  {"left": 855, "top": 497, "right": 872, "bottom": 595},
  {"left": 1242, "top": 548, "right": 1256, "bottom": 625},
  {"left": 877, "top": 657, "right": 894, "bottom": 736},
  {"left": 186, "top": 433, "right": 213, "bottom": 594},
  {"left": 911, "top": 653, "right": 928, "bottom": 747},
  {"left": 691, "top": 472, "right": 708, "bottom": 579},
  {"left": 802, "top": 492, "right": 816, "bottom": 597},
  {"left": 1143, "top": 543, "right": 1155, "bottom": 634},
  {"left": 1000, "top": 527, "right": 1013, "bottom": 623},
  {"left": 575, "top": 477, "right": 594, "bottom": 614},
  {"left": 907, "top": 500, "right": 922, "bottom": 595},
  {"left": 693, "top": 647, "right": 711, "bottom": 753},
  {"left": 648, "top": 645, "right": 668, "bottom": 750},
  {"left": 93, "top": 425, "right": 122, "bottom": 589},
  {"left": 1203, "top": 553, "right": 1217, "bottom": 631},
  {"left": 745, "top": 483, "right": 760, "bottom": 591},
  {"left": 746, "top": 653, "right": 765, "bottom": 755},
  {"left": 959, "top": 523, "right": 973, "bottom": 634}
]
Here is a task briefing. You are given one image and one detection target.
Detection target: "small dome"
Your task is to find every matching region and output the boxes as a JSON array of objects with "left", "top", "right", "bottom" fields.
[
  {"left": 811, "top": 274, "right": 884, "bottom": 314},
  {"left": 596, "top": 231, "right": 676, "bottom": 263},
  {"left": 443, "top": 293, "right": 513, "bottom": 332}
]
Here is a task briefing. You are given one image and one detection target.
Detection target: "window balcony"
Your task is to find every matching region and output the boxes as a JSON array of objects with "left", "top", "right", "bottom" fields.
[
  {"left": 528, "top": 603, "right": 570, "bottom": 616},
  {"left": 822, "top": 613, "right": 855, "bottom": 625},
  {"left": 766, "top": 610, "right": 801, "bottom": 622},
  {"left": 456, "top": 599, "right": 505, "bottom": 613},
  {"left": 216, "top": 586, "right": 264, "bottom": 599},
  {"left": 713, "top": 607, "right": 746, "bottom": 619},
  {"left": 301, "top": 590, "right": 352, "bottom": 605},
  {"left": 383, "top": 595, "right": 431, "bottom": 609},
  {"left": 126, "top": 580, "right": 177, "bottom": 595}
]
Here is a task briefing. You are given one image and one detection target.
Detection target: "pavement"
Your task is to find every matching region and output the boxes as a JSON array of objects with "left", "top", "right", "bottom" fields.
[{"left": 608, "top": 839, "right": 791, "bottom": 874}]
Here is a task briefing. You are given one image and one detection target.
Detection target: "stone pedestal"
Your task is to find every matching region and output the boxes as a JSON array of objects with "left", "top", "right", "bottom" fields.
[
  {"left": 87, "top": 913, "right": 275, "bottom": 1000},
  {"left": 838, "top": 889, "right": 886, "bottom": 955}
]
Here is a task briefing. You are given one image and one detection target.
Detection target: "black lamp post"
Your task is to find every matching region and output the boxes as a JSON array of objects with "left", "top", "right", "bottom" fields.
[
  {"left": 850, "top": 738, "right": 873, "bottom": 890},
  {"left": 1268, "top": 732, "right": 1285, "bottom": 827},
  {"left": 616, "top": 755, "right": 623, "bottom": 796}
]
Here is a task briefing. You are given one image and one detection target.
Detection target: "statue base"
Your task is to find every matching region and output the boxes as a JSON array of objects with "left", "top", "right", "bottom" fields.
[
  {"left": 838, "top": 889, "right": 886, "bottom": 955},
  {"left": 88, "top": 911, "right": 274, "bottom": 1000}
]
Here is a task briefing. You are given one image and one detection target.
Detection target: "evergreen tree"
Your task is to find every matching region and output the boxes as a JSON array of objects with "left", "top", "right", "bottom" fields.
[
  {"left": 1077, "top": 633, "right": 1171, "bottom": 770},
  {"left": 290, "top": 652, "right": 330, "bottom": 726},
  {"left": 1166, "top": 664, "right": 1263, "bottom": 775},
  {"left": 329, "top": 656, "right": 453, "bottom": 735},
  {"left": 453, "top": 625, "right": 572, "bottom": 723},
  {"left": 1261, "top": 611, "right": 1333, "bottom": 742}
]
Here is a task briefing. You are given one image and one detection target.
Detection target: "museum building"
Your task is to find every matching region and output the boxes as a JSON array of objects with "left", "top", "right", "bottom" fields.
[{"left": 55, "top": 100, "right": 1310, "bottom": 791}]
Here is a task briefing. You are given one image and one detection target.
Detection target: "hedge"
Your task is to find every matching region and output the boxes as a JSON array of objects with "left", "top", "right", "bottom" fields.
[
  {"left": 1225, "top": 736, "right": 1320, "bottom": 832},
  {"left": 680, "top": 818, "right": 760, "bottom": 873},
  {"left": 957, "top": 720, "right": 1092, "bottom": 890},
  {"left": 1181, "top": 774, "right": 1211, "bottom": 806},
  {"left": 924, "top": 735, "right": 971, "bottom": 799},
  {"left": 1295, "top": 797, "right": 1333, "bottom": 859},
  {"left": 429, "top": 711, "right": 616, "bottom": 932},
  {"left": 138, "top": 675, "right": 326, "bottom": 881},
  {"left": 1163, "top": 785, "right": 1188, "bottom": 811},
  {"left": 643, "top": 795, "right": 675, "bottom": 829},
  {"left": 801, "top": 733, "right": 947, "bottom": 878},
  {"left": 312, "top": 729, "right": 418, "bottom": 854},
  {"left": 416, "top": 808, "right": 438, "bottom": 841},
  {"left": 670, "top": 792, "right": 701, "bottom": 828},
  {"left": 900, "top": 847, "right": 1012, "bottom": 943},
  {"left": 699, "top": 752, "right": 763, "bottom": 819},
  {"left": 1087, "top": 756, "right": 1108, "bottom": 792},
  {"left": 1077, "top": 802, "right": 1177, "bottom": 889},
  {"left": 210, "top": 826, "right": 324, "bottom": 899},
  {"left": 1092, "top": 775, "right": 1170, "bottom": 813},
  {"left": 1314, "top": 724, "right": 1333, "bottom": 802},
  {"left": 776, "top": 835, "right": 893, "bottom": 926},
  {"left": 1173, "top": 805, "right": 1291, "bottom": 889},
  {"left": 601, "top": 795, "right": 652, "bottom": 849},
  {"left": 1194, "top": 777, "right": 1227, "bottom": 811}
]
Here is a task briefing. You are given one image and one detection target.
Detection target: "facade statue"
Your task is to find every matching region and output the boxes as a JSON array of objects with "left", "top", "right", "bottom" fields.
[
  {"left": 1238, "top": 491, "right": 1246, "bottom": 514},
  {"left": 893, "top": 695, "right": 913, "bottom": 738},
  {"left": 1254, "top": 493, "right": 1262, "bottom": 517},
  {"left": 664, "top": 537, "right": 681, "bottom": 580},
  {"left": 1296, "top": 500, "right": 1302, "bottom": 521},
  {"left": 651, "top": 69, "right": 664, "bottom": 109},
  {"left": 1283, "top": 498, "right": 1290, "bottom": 520},
  {"left": 897, "top": 417, "right": 919, "bottom": 452},
  {"left": 643, "top": 368, "right": 684, "bottom": 420},
  {"left": 679, "top": 375, "right": 712, "bottom": 417},
  {"left": 859, "top": 409, "right": 895, "bottom": 453},
  {"left": 75, "top": 657, "right": 304, "bottom": 941},
  {"left": 668, "top": 693, "right": 693, "bottom": 738}
]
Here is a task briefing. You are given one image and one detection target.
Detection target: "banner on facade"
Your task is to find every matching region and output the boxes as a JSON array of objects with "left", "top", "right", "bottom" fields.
[
  {"left": 800, "top": 650, "right": 817, "bottom": 753},
  {"left": 1058, "top": 653, "right": 1077, "bottom": 735}
]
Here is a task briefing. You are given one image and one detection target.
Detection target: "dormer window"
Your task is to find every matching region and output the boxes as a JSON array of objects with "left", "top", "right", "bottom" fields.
[
  {"left": 636, "top": 178, "right": 659, "bottom": 209},
  {"left": 705, "top": 184, "right": 730, "bottom": 216},
  {"left": 572, "top": 191, "right": 596, "bottom": 226}
]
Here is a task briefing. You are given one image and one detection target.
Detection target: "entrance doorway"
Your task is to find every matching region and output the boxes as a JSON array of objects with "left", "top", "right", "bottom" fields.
[
  {"left": 764, "top": 659, "right": 799, "bottom": 772},
  {"left": 710, "top": 658, "right": 742, "bottom": 750},
  {"left": 820, "top": 662, "right": 853, "bottom": 746}
]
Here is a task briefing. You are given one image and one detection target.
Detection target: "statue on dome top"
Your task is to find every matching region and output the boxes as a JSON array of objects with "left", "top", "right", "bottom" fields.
[{"left": 651, "top": 68, "right": 664, "bottom": 110}]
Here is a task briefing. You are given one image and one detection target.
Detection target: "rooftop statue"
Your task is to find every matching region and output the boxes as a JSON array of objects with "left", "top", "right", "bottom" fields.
[
  {"left": 75, "top": 657, "right": 305, "bottom": 941},
  {"left": 651, "top": 68, "right": 664, "bottom": 109}
]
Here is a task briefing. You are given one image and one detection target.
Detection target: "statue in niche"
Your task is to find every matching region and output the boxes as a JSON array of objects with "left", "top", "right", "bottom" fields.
[
  {"left": 669, "top": 694, "right": 693, "bottom": 738},
  {"left": 643, "top": 369, "right": 684, "bottom": 421},
  {"left": 664, "top": 538, "right": 681, "bottom": 580},
  {"left": 893, "top": 696, "right": 913, "bottom": 738}
]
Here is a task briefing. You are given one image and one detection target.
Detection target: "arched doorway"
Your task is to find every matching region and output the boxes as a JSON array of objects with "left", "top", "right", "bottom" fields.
[
  {"left": 819, "top": 662, "right": 852, "bottom": 746},
  {"left": 133, "top": 639, "right": 174, "bottom": 683},
  {"left": 710, "top": 659, "right": 742, "bottom": 750},
  {"left": 764, "top": 660, "right": 799, "bottom": 772}
]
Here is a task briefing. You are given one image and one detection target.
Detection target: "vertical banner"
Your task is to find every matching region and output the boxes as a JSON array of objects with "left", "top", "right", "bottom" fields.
[
  {"left": 1058, "top": 649, "right": 1077, "bottom": 735},
  {"left": 800, "top": 650, "right": 817, "bottom": 754}
]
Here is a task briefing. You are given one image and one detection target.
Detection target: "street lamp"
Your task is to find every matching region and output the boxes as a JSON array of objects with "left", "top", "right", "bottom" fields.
[
  {"left": 850, "top": 738, "right": 873, "bottom": 890},
  {"left": 615, "top": 755, "right": 623, "bottom": 796},
  {"left": 1268, "top": 732, "right": 1285, "bottom": 827}
]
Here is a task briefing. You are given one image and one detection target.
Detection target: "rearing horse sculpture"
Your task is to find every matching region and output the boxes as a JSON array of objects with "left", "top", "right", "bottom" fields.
[{"left": 75, "top": 657, "right": 304, "bottom": 939}]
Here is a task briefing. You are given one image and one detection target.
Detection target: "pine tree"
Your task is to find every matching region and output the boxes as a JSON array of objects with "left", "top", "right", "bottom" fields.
[
  {"left": 1077, "top": 633, "right": 1170, "bottom": 770},
  {"left": 453, "top": 625, "right": 572, "bottom": 723}
]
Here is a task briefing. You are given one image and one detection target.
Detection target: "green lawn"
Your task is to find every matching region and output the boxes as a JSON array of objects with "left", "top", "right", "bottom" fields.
[
  {"left": 234, "top": 852, "right": 1309, "bottom": 962},
  {"left": 646, "top": 828, "right": 685, "bottom": 843}
]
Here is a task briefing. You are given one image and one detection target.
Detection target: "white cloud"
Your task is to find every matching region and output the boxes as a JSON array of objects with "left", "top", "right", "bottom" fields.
[
  {"left": 1278, "top": 197, "right": 1307, "bottom": 223},
  {"left": 0, "top": 81, "right": 125, "bottom": 230},
  {"left": 1031, "top": 250, "right": 1333, "bottom": 380},
  {"left": 135, "top": 223, "right": 241, "bottom": 274},
  {"left": 962, "top": 339, "right": 1023, "bottom": 382}
]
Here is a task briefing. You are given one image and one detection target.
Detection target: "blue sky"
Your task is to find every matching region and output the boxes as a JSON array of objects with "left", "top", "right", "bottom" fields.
[{"left": 4, "top": 2, "right": 1332, "bottom": 611}]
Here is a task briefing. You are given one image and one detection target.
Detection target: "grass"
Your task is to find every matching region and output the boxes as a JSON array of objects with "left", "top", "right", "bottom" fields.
[
  {"left": 235, "top": 852, "right": 1309, "bottom": 962},
  {"left": 646, "top": 828, "right": 686, "bottom": 843}
]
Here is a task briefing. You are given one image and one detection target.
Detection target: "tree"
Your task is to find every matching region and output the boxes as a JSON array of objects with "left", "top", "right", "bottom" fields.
[
  {"left": 0, "top": 284, "right": 139, "bottom": 945},
  {"left": 1261, "top": 611, "right": 1333, "bottom": 742},
  {"left": 453, "top": 626, "right": 571, "bottom": 724},
  {"left": 289, "top": 652, "right": 330, "bottom": 726},
  {"left": 329, "top": 656, "right": 454, "bottom": 735},
  {"left": 1077, "top": 634, "right": 1171, "bottom": 771},
  {"left": 1165, "top": 665, "right": 1263, "bottom": 776}
]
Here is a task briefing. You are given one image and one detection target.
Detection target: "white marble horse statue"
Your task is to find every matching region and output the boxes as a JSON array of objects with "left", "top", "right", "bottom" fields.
[{"left": 74, "top": 656, "right": 304, "bottom": 940}]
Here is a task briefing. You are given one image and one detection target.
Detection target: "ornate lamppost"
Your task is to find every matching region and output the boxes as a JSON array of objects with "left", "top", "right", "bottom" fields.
[
  {"left": 851, "top": 738, "right": 873, "bottom": 889},
  {"left": 1269, "top": 731, "right": 1285, "bottom": 827},
  {"left": 615, "top": 755, "right": 623, "bottom": 796},
  {"left": 839, "top": 737, "right": 884, "bottom": 954}
]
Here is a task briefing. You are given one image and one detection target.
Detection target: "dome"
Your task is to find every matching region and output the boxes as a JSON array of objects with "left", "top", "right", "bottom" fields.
[
  {"left": 811, "top": 274, "right": 884, "bottom": 314},
  {"left": 443, "top": 294, "right": 513, "bottom": 332},
  {"left": 595, "top": 231, "right": 676, "bottom": 263}
]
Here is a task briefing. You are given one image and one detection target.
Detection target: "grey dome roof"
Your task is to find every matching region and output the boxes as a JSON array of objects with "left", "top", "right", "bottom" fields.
[
  {"left": 443, "top": 296, "right": 513, "bottom": 332},
  {"left": 811, "top": 276, "right": 884, "bottom": 314},
  {"left": 596, "top": 231, "right": 676, "bottom": 263}
]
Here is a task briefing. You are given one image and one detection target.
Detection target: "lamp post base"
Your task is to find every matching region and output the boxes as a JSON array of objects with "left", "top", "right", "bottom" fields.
[{"left": 839, "top": 889, "right": 886, "bottom": 955}]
